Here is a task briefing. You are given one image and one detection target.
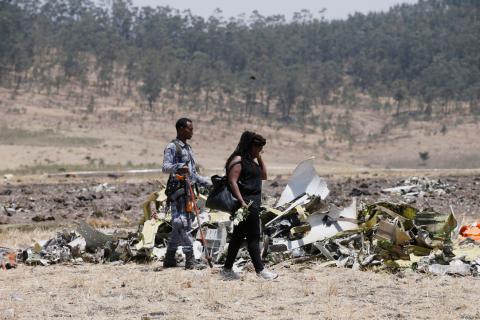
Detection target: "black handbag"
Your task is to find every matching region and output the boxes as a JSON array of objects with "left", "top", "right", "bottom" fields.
[{"left": 206, "top": 175, "right": 240, "bottom": 213}]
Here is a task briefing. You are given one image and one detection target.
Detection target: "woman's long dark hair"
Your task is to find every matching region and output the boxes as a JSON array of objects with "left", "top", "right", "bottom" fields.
[{"left": 225, "top": 131, "right": 266, "bottom": 170}]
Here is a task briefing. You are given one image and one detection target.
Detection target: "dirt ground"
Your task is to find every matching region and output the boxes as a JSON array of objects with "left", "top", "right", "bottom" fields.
[
  {"left": 1, "top": 172, "right": 480, "bottom": 227},
  {"left": 2, "top": 261, "right": 480, "bottom": 320}
]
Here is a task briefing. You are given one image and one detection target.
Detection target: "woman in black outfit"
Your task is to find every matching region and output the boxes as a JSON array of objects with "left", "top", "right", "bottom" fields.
[{"left": 221, "top": 131, "right": 278, "bottom": 280}]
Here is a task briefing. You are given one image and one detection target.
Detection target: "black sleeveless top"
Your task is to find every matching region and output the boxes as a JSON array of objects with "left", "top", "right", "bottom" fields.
[{"left": 229, "top": 157, "right": 262, "bottom": 207}]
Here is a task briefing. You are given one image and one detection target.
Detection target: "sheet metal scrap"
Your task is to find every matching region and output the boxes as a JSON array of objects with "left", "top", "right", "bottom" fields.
[
  {"left": 197, "top": 222, "right": 229, "bottom": 263},
  {"left": 15, "top": 186, "right": 230, "bottom": 266},
  {"left": 22, "top": 231, "right": 79, "bottom": 265},
  {"left": 415, "top": 208, "right": 457, "bottom": 239},
  {"left": 263, "top": 185, "right": 462, "bottom": 274},
  {"left": 268, "top": 199, "right": 358, "bottom": 252},
  {"left": 414, "top": 250, "right": 473, "bottom": 276},
  {"left": 382, "top": 177, "right": 454, "bottom": 200},
  {"left": 136, "top": 219, "right": 163, "bottom": 251},
  {"left": 140, "top": 186, "right": 168, "bottom": 225},
  {"left": 75, "top": 221, "right": 112, "bottom": 252},
  {"left": 276, "top": 158, "right": 330, "bottom": 207}
]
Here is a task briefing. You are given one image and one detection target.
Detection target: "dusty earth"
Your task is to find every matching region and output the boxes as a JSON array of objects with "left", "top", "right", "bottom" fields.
[
  {"left": 2, "top": 261, "right": 480, "bottom": 320},
  {"left": 1, "top": 172, "right": 480, "bottom": 228}
]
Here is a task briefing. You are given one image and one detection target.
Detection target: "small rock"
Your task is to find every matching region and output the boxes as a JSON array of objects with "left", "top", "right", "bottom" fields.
[
  {"left": 0, "top": 189, "right": 13, "bottom": 196},
  {"left": 349, "top": 188, "right": 371, "bottom": 197},
  {"left": 153, "top": 266, "right": 164, "bottom": 272},
  {"left": 10, "top": 293, "right": 23, "bottom": 301},
  {"left": 2, "top": 207, "right": 16, "bottom": 216},
  {"left": 2, "top": 308, "right": 15, "bottom": 319},
  {"left": 32, "top": 215, "right": 55, "bottom": 222},
  {"left": 76, "top": 195, "right": 93, "bottom": 201}
]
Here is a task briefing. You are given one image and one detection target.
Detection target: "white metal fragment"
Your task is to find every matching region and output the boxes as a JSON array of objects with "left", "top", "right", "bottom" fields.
[
  {"left": 428, "top": 261, "right": 471, "bottom": 276},
  {"left": 276, "top": 158, "right": 330, "bottom": 208},
  {"left": 68, "top": 237, "right": 86, "bottom": 257},
  {"left": 381, "top": 185, "right": 417, "bottom": 194},
  {"left": 271, "top": 199, "right": 358, "bottom": 251}
]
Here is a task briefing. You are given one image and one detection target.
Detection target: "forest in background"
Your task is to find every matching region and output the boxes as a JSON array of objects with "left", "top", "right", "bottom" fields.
[{"left": 1, "top": 0, "right": 479, "bottom": 124}]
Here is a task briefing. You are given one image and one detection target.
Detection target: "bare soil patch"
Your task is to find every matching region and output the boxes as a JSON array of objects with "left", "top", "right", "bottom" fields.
[
  {"left": 1, "top": 261, "right": 480, "bottom": 320},
  {"left": 0, "top": 127, "right": 102, "bottom": 147},
  {"left": 1, "top": 172, "right": 480, "bottom": 230}
]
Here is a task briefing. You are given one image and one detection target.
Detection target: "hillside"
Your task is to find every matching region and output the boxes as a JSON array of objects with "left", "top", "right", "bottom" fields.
[
  {"left": 1, "top": 0, "right": 479, "bottom": 121},
  {"left": 1, "top": 0, "right": 479, "bottom": 173},
  {"left": 1, "top": 87, "right": 479, "bottom": 175}
]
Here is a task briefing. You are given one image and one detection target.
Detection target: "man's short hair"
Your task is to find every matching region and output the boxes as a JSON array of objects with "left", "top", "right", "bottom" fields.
[{"left": 175, "top": 118, "right": 192, "bottom": 132}]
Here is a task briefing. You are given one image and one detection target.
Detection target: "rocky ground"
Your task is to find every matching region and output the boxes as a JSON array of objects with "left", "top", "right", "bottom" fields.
[{"left": 1, "top": 173, "right": 480, "bottom": 228}]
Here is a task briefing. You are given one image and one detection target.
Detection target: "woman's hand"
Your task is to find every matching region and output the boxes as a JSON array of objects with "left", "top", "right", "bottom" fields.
[{"left": 256, "top": 151, "right": 267, "bottom": 180}]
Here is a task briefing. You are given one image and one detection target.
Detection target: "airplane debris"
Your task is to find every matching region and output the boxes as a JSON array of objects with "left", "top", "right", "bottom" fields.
[{"left": 4, "top": 160, "right": 480, "bottom": 279}]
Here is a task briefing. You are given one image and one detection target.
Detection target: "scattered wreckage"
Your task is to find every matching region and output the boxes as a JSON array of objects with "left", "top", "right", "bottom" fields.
[
  {"left": 4, "top": 159, "right": 480, "bottom": 277},
  {"left": 381, "top": 176, "right": 454, "bottom": 202}
]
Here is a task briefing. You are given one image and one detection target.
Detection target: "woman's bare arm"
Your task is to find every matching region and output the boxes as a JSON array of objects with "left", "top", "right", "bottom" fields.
[
  {"left": 227, "top": 156, "right": 248, "bottom": 207},
  {"left": 257, "top": 154, "right": 267, "bottom": 180}
]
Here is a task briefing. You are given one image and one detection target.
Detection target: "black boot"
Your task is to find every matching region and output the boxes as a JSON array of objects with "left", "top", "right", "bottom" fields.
[
  {"left": 185, "top": 252, "right": 207, "bottom": 270},
  {"left": 163, "top": 250, "right": 177, "bottom": 268}
]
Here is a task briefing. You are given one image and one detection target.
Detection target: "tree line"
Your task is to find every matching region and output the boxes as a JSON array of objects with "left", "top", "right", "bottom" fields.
[{"left": 1, "top": 0, "right": 479, "bottom": 121}]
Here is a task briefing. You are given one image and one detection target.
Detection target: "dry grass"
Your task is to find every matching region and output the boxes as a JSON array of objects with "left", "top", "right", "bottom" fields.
[
  {"left": 1, "top": 86, "right": 478, "bottom": 176},
  {"left": 0, "top": 162, "right": 162, "bottom": 176},
  {"left": 0, "top": 126, "right": 102, "bottom": 147},
  {"left": 0, "top": 228, "right": 56, "bottom": 249},
  {"left": 86, "top": 217, "right": 114, "bottom": 229},
  {"left": 1, "top": 262, "right": 480, "bottom": 319},
  {"left": 1, "top": 222, "right": 480, "bottom": 319}
]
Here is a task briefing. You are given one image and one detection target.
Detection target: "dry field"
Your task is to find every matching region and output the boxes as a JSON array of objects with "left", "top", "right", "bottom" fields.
[
  {"left": 2, "top": 260, "right": 480, "bottom": 320},
  {"left": 1, "top": 87, "right": 480, "bottom": 176}
]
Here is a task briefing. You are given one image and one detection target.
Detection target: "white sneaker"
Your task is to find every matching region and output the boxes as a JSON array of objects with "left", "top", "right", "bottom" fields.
[
  {"left": 220, "top": 268, "right": 241, "bottom": 281},
  {"left": 257, "top": 268, "right": 278, "bottom": 280}
]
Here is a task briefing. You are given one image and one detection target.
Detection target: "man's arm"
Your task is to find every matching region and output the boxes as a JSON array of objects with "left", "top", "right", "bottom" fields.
[
  {"left": 162, "top": 143, "right": 185, "bottom": 174},
  {"left": 188, "top": 147, "right": 212, "bottom": 187}
]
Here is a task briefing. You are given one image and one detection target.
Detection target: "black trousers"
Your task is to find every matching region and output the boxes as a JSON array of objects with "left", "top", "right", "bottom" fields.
[{"left": 224, "top": 205, "right": 264, "bottom": 272}]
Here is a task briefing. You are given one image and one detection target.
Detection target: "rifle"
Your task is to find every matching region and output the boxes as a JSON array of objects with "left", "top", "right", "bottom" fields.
[{"left": 175, "top": 174, "right": 213, "bottom": 268}]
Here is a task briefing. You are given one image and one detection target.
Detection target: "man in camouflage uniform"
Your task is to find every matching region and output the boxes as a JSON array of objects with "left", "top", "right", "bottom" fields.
[{"left": 162, "top": 118, "right": 211, "bottom": 269}]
